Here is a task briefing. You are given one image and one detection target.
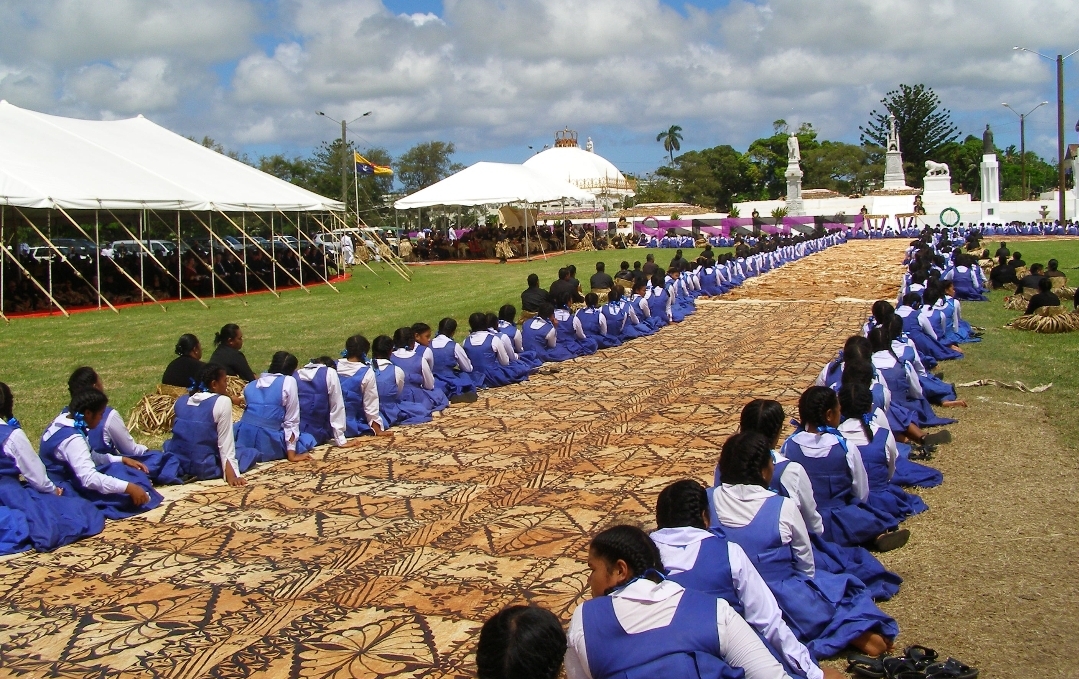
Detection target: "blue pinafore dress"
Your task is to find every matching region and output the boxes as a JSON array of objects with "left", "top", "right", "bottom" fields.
[
  {"left": 234, "top": 376, "right": 316, "bottom": 463},
  {"left": 390, "top": 350, "right": 449, "bottom": 415},
  {"left": 296, "top": 367, "right": 334, "bottom": 445},
  {"left": 40, "top": 423, "right": 163, "bottom": 520},
  {"left": 722, "top": 495, "right": 898, "bottom": 658},
  {"left": 576, "top": 308, "right": 621, "bottom": 349},
  {"left": 83, "top": 406, "right": 182, "bottom": 485},
  {"left": 554, "top": 309, "right": 598, "bottom": 356},
  {"left": 430, "top": 340, "right": 477, "bottom": 397},
  {"left": 462, "top": 334, "right": 528, "bottom": 388},
  {"left": 854, "top": 425, "right": 928, "bottom": 519},
  {"left": 372, "top": 362, "right": 432, "bottom": 426},
  {"left": 164, "top": 394, "right": 259, "bottom": 479},
  {"left": 497, "top": 322, "right": 543, "bottom": 369},
  {"left": 0, "top": 423, "right": 104, "bottom": 552},
  {"left": 521, "top": 319, "right": 576, "bottom": 363},
  {"left": 341, "top": 366, "right": 376, "bottom": 436}
]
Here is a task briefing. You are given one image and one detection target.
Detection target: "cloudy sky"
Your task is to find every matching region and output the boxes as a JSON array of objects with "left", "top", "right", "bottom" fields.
[{"left": 2, "top": 0, "right": 1078, "bottom": 178}]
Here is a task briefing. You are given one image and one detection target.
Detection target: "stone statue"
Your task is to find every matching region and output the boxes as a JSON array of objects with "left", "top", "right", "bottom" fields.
[
  {"left": 787, "top": 134, "right": 800, "bottom": 162},
  {"left": 982, "top": 124, "right": 994, "bottom": 155},
  {"left": 887, "top": 114, "right": 900, "bottom": 152},
  {"left": 925, "top": 160, "right": 950, "bottom": 177},
  {"left": 585, "top": 137, "right": 594, "bottom": 152}
]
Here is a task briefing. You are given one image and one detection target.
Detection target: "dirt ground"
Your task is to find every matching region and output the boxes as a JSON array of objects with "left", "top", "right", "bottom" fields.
[{"left": 0, "top": 239, "right": 1070, "bottom": 678}]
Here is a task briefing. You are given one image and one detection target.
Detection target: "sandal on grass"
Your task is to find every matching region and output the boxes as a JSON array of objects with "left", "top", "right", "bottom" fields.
[
  {"left": 904, "top": 645, "right": 939, "bottom": 669},
  {"left": 925, "top": 658, "right": 978, "bottom": 678},
  {"left": 908, "top": 446, "right": 934, "bottom": 461},
  {"left": 922, "top": 430, "right": 952, "bottom": 447},
  {"left": 846, "top": 654, "right": 886, "bottom": 678},
  {"left": 883, "top": 656, "right": 922, "bottom": 678},
  {"left": 873, "top": 528, "right": 910, "bottom": 552}
]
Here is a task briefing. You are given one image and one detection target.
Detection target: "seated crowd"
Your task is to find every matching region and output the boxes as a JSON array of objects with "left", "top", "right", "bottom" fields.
[{"left": 475, "top": 228, "right": 981, "bottom": 679}]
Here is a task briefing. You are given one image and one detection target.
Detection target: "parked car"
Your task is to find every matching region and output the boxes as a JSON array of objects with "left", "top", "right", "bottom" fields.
[
  {"left": 27, "top": 245, "right": 71, "bottom": 262},
  {"left": 109, "top": 240, "right": 176, "bottom": 258}
]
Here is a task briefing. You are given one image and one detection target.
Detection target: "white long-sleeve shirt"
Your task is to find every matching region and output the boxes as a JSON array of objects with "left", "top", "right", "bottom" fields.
[
  {"left": 371, "top": 359, "right": 406, "bottom": 392},
  {"left": 768, "top": 451, "right": 824, "bottom": 535},
  {"left": 336, "top": 360, "right": 385, "bottom": 430},
  {"left": 392, "top": 347, "right": 435, "bottom": 390},
  {"left": 430, "top": 335, "right": 473, "bottom": 372},
  {"left": 497, "top": 321, "right": 525, "bottom": 353},
  {"left": 565, "top": 579, "right": 790, "bottom": 679},
  {"left": 872, "top": 352, "right": 924, "bottom": 400},
  {"left": 100, "top": 408, "right": 148, "bottom": 456},
  {"left": 492, "top": 331, "right": 518, "bottom": 361},
  {"left": 554, "top": 308, "right": 587, "bottom": 339},
  {"left": 3, "top": 427, "right": 56, "bottom": 493},
  {"left": 185, "top": 392, "right": 242, "bottom": 479},
  {"left": 651, "top": 527, "right": 821, "bottom": 679},
  {"left": 466, "top": 331, "right": 510, "bottom": 365},
  {"left": 712, "top": 483, "right": 815, "bottom": 576},
  {"left": 839, "top": 419, "right": 897, "bottom": 480},
  {"left": 786, "top": 430, "right": 870, "bottom": 503},
  {"left": 296, "top": 364, "right": 347, "bottom": 446},
  {"left": 253, "top": 373, "right": 300, "bottom": 452},
  {"left": 42, "top": 414, "right": 128, "bottom": 495}
]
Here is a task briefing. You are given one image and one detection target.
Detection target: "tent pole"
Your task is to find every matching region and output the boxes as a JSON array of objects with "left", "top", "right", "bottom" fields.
[
  {"left": 15, "top": 207, "right": 119, "bottom": 313},
  {"left": 176, "top": 211, "right": 182, "bottom": 301},
  {"left": 270, "top": 212, "right": 277, "bottom": 292},
  {"left": 0, "top": 205, "right": 5, "bottom": 319},
  {"left": 105, "top": 209, "right": 206, "bottom": 308},
  {"left": 241, "top": 212, "right": 248, "bottom": 297},
  {"left": 209, "top": 212, "right": 217, "bottom": 299},
  {"left": 525, "top": 203, "right": 530, "bottom": 262},
  {"left": 52, "top": 205, "right": 143, "bottom": 311},
  {"left": 245, "top": 209, "right": 314, "bottom": 290},
  {"left": 47, "top": 211, "right": 53, "bottom": 307},
  {"left": 214, "top": 209, "right": 301, "bottom": 292},
  {"left": 138, "top": 209, "right": 145, "bottom": 302},
  {"left": 156, "top": 209, "right": 243, "bottom": 302},
  {"left": 279, "top": 210, "right": 338, "bottom": 291},
  {"left": 1, "top": 242, "right": 68, "bottom": 317}
]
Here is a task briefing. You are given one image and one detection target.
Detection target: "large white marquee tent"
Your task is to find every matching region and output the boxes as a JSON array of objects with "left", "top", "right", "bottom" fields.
[{"left": 392, "top": 162, "right": 592, "bottom": 209}]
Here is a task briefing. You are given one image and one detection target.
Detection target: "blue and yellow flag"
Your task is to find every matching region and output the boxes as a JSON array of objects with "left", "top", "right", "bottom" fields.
[{"left": 355, "top": 152, "right": 393, "bottom": 176}]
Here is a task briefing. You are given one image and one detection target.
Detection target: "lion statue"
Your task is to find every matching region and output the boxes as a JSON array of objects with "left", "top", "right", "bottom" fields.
[{"left": 925, "top": 160, "right": 950, "bottom": 177}]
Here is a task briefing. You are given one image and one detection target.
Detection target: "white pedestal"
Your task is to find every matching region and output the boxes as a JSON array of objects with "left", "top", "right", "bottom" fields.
[
  {"left": 883, "top": 150, "right": 909, "bottom": 190},
  {"left": 980, "top": 154, "right": 1000, "bottom": 220},
  {"left": 922, "top": 174, "right": 952, "bottom": 196},
  {"left": 785, "top": 162, "right": 805, "bottom": 216}
]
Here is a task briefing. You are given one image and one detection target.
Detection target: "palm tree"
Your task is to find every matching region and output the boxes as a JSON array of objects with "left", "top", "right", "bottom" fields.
[{"left": 656, "top": 125, "right": 683, "bottom": 164}]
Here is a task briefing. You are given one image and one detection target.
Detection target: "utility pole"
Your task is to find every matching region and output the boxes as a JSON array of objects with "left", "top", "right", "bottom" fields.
[
  {"left": 1003, "top": 101, "right": 1048, "bottom": 199},
  {"left": 317, "top": 110, "right": 372, "bottom": 227}
]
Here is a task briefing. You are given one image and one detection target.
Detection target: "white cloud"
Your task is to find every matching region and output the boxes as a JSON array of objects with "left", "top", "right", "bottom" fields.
[{"left": 0, "top": 0, "right": 1077, "bottom": 167}]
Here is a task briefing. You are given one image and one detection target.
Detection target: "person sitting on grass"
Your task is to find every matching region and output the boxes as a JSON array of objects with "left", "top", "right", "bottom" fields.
[
  {"left": 1025, "top": 276, "right": 1060, "bottom": 315},
  {"left": 41, "top": 389, "right": 159, "bottom": 519},
  {"left": 164, "top": 363, "right": 258, "bottom": 485},
  {"left": 1016, "top": 263, "right": 1045, "bottom": 295},
  {"left": 234, "top": 352, "right": 315, "bottom": 463},
  {"left": 208, "top": 323, "right": 256, "bottom": 382},
  {"left": 564, "top": 523, "right": 793, "bottom": 679},
  {"left": 161, "top": 333, "right": 205, "bottom": 389}
]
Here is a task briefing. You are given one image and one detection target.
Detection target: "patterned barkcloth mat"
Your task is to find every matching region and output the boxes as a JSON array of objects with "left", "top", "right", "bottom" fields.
[{"left": 0, "top": 241, "right": 907, "bottom": 679}]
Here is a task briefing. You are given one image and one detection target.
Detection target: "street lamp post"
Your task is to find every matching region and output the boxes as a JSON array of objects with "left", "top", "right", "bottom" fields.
[
  {"left": 1014, "top": 46, "right": 1079, "bottom": 223},
  {"left": 1002, "top": 101, "right": 1049, "bottom": 199},
  {"left": 317, "top": 110, "right": 372, "bottom": 224}
]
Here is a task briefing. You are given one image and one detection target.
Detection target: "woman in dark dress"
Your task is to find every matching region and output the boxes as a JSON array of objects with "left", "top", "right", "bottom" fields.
[
  {"left": 161, "top": 334, "right": 205, "bottom": 388},
  {"left": 208, "top": 324, "right": 256, "bottom": 382}
]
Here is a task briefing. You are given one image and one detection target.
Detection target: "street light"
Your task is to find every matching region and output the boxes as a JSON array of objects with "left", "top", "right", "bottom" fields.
[
  {"left": 1002, "top": 101, "right": 1049, "bottom": 199},
  {"left": 1014, "top": 46, "right": 1079, "bottom": 223},
  {"left": 317, "top": 110, "right": 372, "bottom": 221}
]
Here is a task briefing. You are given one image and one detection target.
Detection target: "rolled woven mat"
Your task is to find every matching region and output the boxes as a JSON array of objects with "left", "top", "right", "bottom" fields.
[
  {"left": 1003, "top": 293, "right": 1031, "bottom": 310},
  {"left": 1007, "top": 306, "right": 1079, "bottom": 333},
  {"left": 591, "top": 288, "right": 611, "bottom": 298},
  {"left": 954, "top": 379, "right": 1052, "bottom": 393}
]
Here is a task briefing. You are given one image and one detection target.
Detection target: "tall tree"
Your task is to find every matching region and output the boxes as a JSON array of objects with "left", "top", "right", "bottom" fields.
[
  {"left": 656, "top": 125, "right": 684, "bottom": 164},
  {"left": 801, "top": 141, "right": 885, "bottom": 195},
  {"left": 396, "top": 141, "right": 463, "bottom": 191},
  {"left": 656, "top": 145, "right": 754, "bottom": 209},
  {"left": 745, "top": 122, "right": 820, "bottom": 200},
  {"left": 859, "top": 84, "right": 959, "bottom": 186}
]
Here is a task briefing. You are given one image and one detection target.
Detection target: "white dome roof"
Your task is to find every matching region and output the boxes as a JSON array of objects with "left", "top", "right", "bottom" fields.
[{"left": 523, "top": 146, "right": 635, "bottom": 197}]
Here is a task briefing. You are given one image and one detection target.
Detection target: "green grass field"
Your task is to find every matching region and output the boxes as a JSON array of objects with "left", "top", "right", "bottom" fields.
[
  {"left": 0, "top": 248, "right": 714, "bottom": 436},
  {"left": 942, "top": 239, "right": 1079, "bottom": 449}
]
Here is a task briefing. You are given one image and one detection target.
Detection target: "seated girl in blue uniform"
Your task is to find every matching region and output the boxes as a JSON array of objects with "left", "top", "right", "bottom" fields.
[
  {"left": 41, "top": 389, "right": 159, "bottom": 519},
  {"left": 430, "top": 318, "right": 480, "bottom": 402},
  {"left": 712, "top": 433, "right": 898, "bottom": 659},
  {"left": 837, "top": 383, "right": 927, "bottom": 521},
  {"left": 0, "top": 382, "right": 105, "bottom": 553},
  {"left": 295, "top": 356, "right": 350, "bottom": 448},
  {"left": 867, "top": 328, "right": 954, "bottom": 429},
  {"left": 234, "top": 352, "right": 316, "bottom": 463},
  {"left": 391, "top": 326, "right": 449, "bottom": 417},
  {"left": 652, "top": 480, "right": 836, "bottom": 679},
  {"left": 487, "top": 313, "right": 537, "bottom": 377},
  {"left": 564, "top": 524, "right": 794, "bottom": 679},
  {"left": 780, "top": 386, "right": 908, "bottom": 552},
  {"left": 736, "top": 399, "right": 901, "bottom": 601},
  {"left": 601, "top": 286, "right": 648, "bottom": 341},
  {"left": 552, "top": 293, "right": 599, "bottom": 357},
  {"left": 665, "top": 267, "right": 693, "bottom": 321},
  {"left": 575, "top": 293, "right": 621, "bottom": 349},
  {"left": 521, "top": 303, "right": 577, "bottom": 364},
  {"left": 164, "top": 363, "right": 259, "bottom": 485},
  {"left": 884, "top": 316, "right": 965, "bottom": 410},
  {"left": 66, "top": 367, "right": 182, "bottom": 485},
  {"left": 932, "top": 281, "right": 980, "bottom": 345},
  {"left": 462, "top": 313, "right": 530, "bottom": 387},
  {"left": 476, "top": 605, "right": 567, "bottom": 679},
  {"left": 337, "top": 335, "right": 389, "bottom": 436},
  {"left": 895, "top": 294, "right": 963, "bottom": 363},
  {"left": 629, "top": 278, "right": 661, "bottom": 332},
  {"left": 646, "top": 272, "right": 674, "bottom": 327},
  {"left": 497, "top": 305, "right": 543, "bottom": 370},
  {"left": 371, "top": 335, "right": 433, "bottom": 426}
]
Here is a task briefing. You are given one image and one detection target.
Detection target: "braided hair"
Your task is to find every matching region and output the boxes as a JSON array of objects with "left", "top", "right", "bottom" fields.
[
  {"left": 437, "top": 317, "right": 458, "bottom": 337},
  {"left": 901, "top": 292, "right": 923, "bottom": 309},
  {"left": 476, "top": 605, "right": 566, "bottom": 679},
  {"left": 371, "top": 336, "right": 394, "bottom": 361},
  {"left": 192, "top": 363, "right": 226, "bottom": 396},
  {"left": 267, "top": 351, "right": 298, "bottom": 375},
  {"left": 67, "top": 366, "right": 100, "bottom": 396},
  {"left": 174, "top": 333, "right": 200, "bottom": 357},
  {"left": 871, "top": 300, "right": 895, "bottom": 327},
  {"left": 656, "top": 479, "right": 709, "bottom": 530},
  {"left": 344, "top": 334, "right": 370, "bottom": 361},
  {"left": 739, "top": 399, "right": 785, "bottom": 447},
  {"left": 798, "top": 386, "right": 839, "bottom": 432},
  {"left": 498, "top": 305, "right": 517, "bottom": 323},
  {"left": 718, "top": 431, "right": 772, "bottom": 487},
  {"left": 888, "top": 315, "right": 905, "bottom": 343},
  {"left": 843, "top": 335, "right": 872, "bottom": 364},
  {"left": 838, "top": 381, "right": 875, "bottom": 440},
  {"left": 0, "top": 382, "right": 14, "bottom": 421},
  {"left": 867, "top": 326, "right": 898, "bottom": 361},
  {"left": 589, "top": 525, "right": 663, "bottom": 586},
  {"left": 841, "top": 358, "right": 875, "bottom": 389},
  {"left": 69, "top": 388, "right": 108, "bottom": 416},
  {"left": 469, "top": 312, "right": 488, "bottom": 332},
  {"left": 392, "top": 326, "right": 415, "bottom": 351}
]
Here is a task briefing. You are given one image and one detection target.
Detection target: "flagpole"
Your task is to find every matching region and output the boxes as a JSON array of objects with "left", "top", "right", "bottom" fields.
[{"left": 353, "top": 154, "right": 360, "bottom": 228}]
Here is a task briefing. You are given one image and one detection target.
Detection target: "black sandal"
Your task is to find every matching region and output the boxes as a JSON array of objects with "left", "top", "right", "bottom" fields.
[
  {"left": 925, "top": 658, "right": 978, "bottom": 678},
  {"left": 922, "top": 430, "right": 952, "bottom": 447},
  {"left": 905, "top": 645, "right": 939, "bottom": 669},
  {"left": 847, "top": 654, "right": 886, "bottom": 678}
]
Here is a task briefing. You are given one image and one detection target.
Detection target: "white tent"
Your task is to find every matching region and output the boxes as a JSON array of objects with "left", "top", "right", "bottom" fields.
[
  {"left": 393, "top": 162, "right": 592, "bottom": 209},
  {"left": 0, "top": 101, "right": 343, "bottom": 212}
]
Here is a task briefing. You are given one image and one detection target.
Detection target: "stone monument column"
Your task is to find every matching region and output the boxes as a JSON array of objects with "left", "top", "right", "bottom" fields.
[
  {"left": 979, "top": 124, "right": 1000, "bottom": 220},
  {"left": 882, "top": 114, "right": 910, "bottom": 190},
  {"left": 784, "top": 135, "right": 805, "bottom": 216}
]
